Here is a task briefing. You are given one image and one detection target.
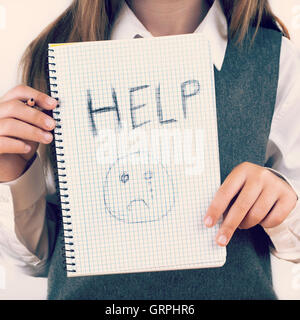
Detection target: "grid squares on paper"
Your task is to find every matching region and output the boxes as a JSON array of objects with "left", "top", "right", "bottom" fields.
[{"left": 50, "top": 33, "right": 226, "bottom": 277}]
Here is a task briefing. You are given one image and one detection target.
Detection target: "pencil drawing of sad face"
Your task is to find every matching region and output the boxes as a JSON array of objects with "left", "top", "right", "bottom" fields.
[{"left": 104, "top": 152, "right": 175, "bottom": 223}]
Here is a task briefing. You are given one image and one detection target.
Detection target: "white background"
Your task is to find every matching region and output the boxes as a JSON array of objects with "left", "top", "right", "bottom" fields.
[{"left": 0, "top": 0, "right": 300, "bottom": 300}]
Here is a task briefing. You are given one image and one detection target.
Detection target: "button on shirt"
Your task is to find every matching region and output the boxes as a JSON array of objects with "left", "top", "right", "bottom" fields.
[{"left": 0, "top": 0, "right": 300, "bottom": 275}]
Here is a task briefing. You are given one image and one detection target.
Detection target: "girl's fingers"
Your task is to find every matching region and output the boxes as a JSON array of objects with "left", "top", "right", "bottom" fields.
[
  {"left": 203, "top": 162, "right": 298, "bottom": 246},
  {"left": 0, "top": 99, "right": 56, "bottom": 131},
  {"left": 0, "top": 136, "right": 31, "bottom": 154},
  {"left": 204, "top": 165, "right": 246, "bottom": 227},
  {"left": 215, "top": 180, "right": 263, "bottom": 246},
  {"left": 0, "top": 85, "right": 58, "bottom": 110},
  {"left": 260, "top": 194, "right": 297, "bottom": 228},
  {"left": 0, "top": 118, "right": 53, "bottom": 144},
  {"left": 239, "top": 189, "right": 278, "bottom": 229}
]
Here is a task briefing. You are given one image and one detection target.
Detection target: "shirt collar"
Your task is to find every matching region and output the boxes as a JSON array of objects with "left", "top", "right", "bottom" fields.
[{"left": 110, "top": 0, "right": 228, "bottom": 71}]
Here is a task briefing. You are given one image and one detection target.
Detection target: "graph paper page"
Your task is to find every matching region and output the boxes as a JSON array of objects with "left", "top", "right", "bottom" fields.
[{"left": 49, "top": 33, "right": 226, "bottom": 277}]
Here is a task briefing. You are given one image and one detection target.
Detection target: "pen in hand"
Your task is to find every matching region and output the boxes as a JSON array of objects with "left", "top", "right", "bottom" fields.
[{"left": 25, "top": 98, "right": 35, "bottom": 107}]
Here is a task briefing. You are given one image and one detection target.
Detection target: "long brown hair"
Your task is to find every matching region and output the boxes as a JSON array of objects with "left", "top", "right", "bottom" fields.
[{"left": 21, "top": 0, "right": 289, "bottom": 94}]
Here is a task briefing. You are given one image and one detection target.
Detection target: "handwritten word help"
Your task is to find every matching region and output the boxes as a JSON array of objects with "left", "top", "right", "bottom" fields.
[{"left": 87, "top": 80, "right": 200, "bottom": 135}]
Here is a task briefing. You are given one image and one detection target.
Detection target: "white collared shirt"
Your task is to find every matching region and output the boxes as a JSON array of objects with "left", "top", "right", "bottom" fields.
[{"left": 0, "top": 0, "right": 300, "bottom": 275}]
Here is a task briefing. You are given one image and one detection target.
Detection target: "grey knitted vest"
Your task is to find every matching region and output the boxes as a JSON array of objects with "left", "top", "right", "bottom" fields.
[{"left": 47, "top": 27, "right": 282, "bottom": 300}]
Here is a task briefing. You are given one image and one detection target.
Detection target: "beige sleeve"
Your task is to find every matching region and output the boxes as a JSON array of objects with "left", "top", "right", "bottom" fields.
[{"left": 0, "top": 155, "right": 56, "bottom": 276}]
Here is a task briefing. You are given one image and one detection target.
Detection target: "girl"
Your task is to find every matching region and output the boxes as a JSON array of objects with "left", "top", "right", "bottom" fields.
[{"left": 0, "top": 0, "right": 300, "bottom": 299}]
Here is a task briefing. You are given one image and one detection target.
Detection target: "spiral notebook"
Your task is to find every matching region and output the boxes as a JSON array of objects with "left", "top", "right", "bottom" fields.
[{"left": 48, "top": 33, "right": 226, "bottom": 277}]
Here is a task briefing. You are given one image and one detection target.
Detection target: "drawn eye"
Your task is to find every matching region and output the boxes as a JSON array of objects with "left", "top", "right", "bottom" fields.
[
  {"left": 120, "top": 172, "right": 129, "bottom": 184},
  {"left": 144, "top": 171, "right": 153, "bottom": 180}
]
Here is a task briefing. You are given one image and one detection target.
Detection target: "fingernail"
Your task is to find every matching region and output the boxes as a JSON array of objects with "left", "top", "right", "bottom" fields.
[
  {"left": 45, "top": 118, "right": 55, "bottom": 129},
  {"left": 47, "top": 97, "right": 58, "bottom": 107},
  {"left": 217, "top": 235, "right": 228, "bottom": 246},
  {"left": 44, "top": 132, "right": 53, "bottom": 143},
  {"left": 204, "top": 216, "right": 213, "bottom": 227},
  {"left": 24, "top": 145, "right": 31, "bottom": 153}
]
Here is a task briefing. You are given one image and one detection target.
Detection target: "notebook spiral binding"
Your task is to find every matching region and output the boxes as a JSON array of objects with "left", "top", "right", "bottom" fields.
[{"left": 48, "top": 47, "right": 76, "bottom": 273}]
